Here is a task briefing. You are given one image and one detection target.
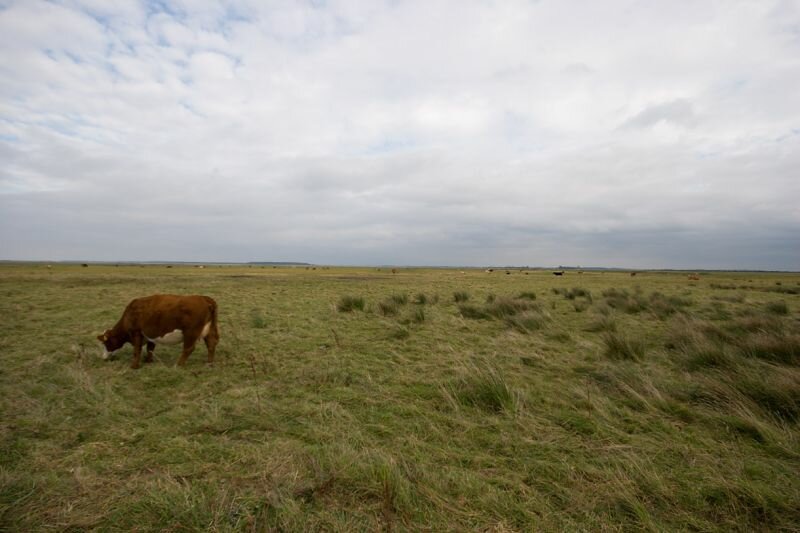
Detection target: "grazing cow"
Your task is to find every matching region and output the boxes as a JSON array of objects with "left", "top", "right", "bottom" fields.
[
  {"left": 630, "top": 272, "right": 637, "bottom": 277},
  {"left": 688, "top": 274, "right": 700, "bottom": 281},
  {"left": 97, "top": 294, "right": 219, "bottom": 369},
  {"left": 553, "top": 271, "right": 564, "bottom": 276}
]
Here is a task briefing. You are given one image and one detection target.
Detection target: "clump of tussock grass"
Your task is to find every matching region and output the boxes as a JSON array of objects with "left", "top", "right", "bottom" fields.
[
  {"left": 668, "top": 313, "right": 800, "bottom": 366},
  {"left": 250, "top": 309, "right": 267, "bottom": 329},
  {"left": 584, "top": 314, "right": 617, "bottom": 332},
  {"left": 336, "top": 295, "right": 365, "bottom": 312},
  {"left": 737, "top": 331, "right": 800, "bottom": 365},
  {"left": 603, "top": 331, "right": 646, "bottom": 361},
  {"left": 444, "top": 363, "right": 520, "bottom": 413},
  {"left": 377, "top": 300, "right": 399, "bottom": 317},
  {"left": 484, "top": 296, "right": 539, "bottom": 319},
  {"left": 602, "top": 288, "right": 647, "bottom": 314},
  {"left": 388, "top": 326, "right": 410, "bottom": 340},
  {"left": 765, "top": 301, "right": 789, "bottom": 315},
  {"left": 453, "top": 291, "right": 470, "bottom": 303},
  {"left": 705, "top": 302, "right": 733, "bottom": 321},
  {"left": 710, "top": 283, "right": 739, "bottom": 290},
  {"left": 736, "top": 372, "right": 800, "bottom": 422},
  {"left": 485, "top": 293, "right": 496, "bottom": 303},
  {"left": 553, "top": 287, "right": 592, "bottom": 301},
  {"left": 760, "top": 285, "right": 800, "bottom": 295},
  {"left": 458, "top": 303, "right": 489, "bottom": 319},
  {"left": 506, "top": 310, "right": 549, "bottom": 333},
  {"left": 516, "top": 291, "right": 537, "bottom": 300},
  {"left": 573, "top": 301, "right": 589, "bottom": 312},
  {"left": 648, "top": 291, "right": 691, "bottom": 319},
  {"left": 412, "top": 293, "right": 427, "bottom": 305},
  {"left": 390, "top": 293, "right": 409, "bottom": 305},
  {"left": 712, "top": 293, "right": 746, "bottom": 303},
  {"left": 666, "top": 316, "right": 738, "bottom": 370},
  {"left": 410, "top": 307, "right": 425, "bottom": 324}
]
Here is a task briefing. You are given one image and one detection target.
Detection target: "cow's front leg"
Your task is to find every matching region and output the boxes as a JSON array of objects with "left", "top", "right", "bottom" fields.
[
  {"left": 145, "top": 341, "right": 155, "bottom": 363},
  {"left": 177, "top": 339, "right": 195, "bottom": 366},
  {"left": 131, "top": 333, "right": 143, "bottom": 369}
]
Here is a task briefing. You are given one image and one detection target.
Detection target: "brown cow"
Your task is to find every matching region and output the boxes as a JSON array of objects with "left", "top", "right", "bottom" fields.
[{"left": 98, "top": 294, "right": 219, "bottom": 369}]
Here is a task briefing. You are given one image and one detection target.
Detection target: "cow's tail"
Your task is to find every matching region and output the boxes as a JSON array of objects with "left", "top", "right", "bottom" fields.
[{"left": 206, "top": 296, "right": 219, "bottom": 337}]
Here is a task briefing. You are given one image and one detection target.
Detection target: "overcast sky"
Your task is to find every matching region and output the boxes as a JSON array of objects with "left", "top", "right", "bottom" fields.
[{"left": 1, "top": 0, "right": 799, "bottom": 269}]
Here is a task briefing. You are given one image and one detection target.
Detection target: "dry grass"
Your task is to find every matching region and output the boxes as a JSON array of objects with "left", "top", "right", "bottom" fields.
[{"left": 1, "top": 264, "right": 799, "bottom": 531}]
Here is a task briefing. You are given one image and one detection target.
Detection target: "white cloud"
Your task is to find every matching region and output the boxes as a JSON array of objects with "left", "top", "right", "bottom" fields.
[{"left": 0, "top": 0, "right": 798, "bottom": 269}]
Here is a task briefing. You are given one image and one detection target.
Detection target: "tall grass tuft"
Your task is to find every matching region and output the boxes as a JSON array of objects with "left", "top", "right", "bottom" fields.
[
  {"left": 250, "top": 309, "right": 267, "bottom": 329},
  {"left": 458, "top": 303, "right": 489, "bottom": 319},
  {"left": 377, "top": 300, "right": 399, "bottom": 317},
  {"left": 446, "top": 364, "right": 520, "bottom": 413},
  {"left": 584, "top": 314, "right": 617, "bottom": 332},
  {"left": 413, "top": 293, "right": 427, "bottom": 305},
  {"left": 453, "top": 291, "right": 470, "bottom": 302},
  {"left": 336, "top": 295, "right": 365, "bottom": 312},
  {"left": 765, "top": 301, "right": 789, "bottom": 315},
  {"left": 603, "top": 331, "right": 646, "bottom": 361},
  {"left": 506, "top": 310, "right": 549, "bottom": 333},
  {"left": 390, "top": 293, "right": 409, "bottom": 305},
  {"left": 517, "top": 291, "right": 537, "bottom": 300}
]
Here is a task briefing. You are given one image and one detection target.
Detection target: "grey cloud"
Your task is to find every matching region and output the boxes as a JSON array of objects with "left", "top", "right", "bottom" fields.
[
  {"left": 1, "top": 0, "right": 799, "bottom": 269},
  {"left": 622, "top": 99, "right": 698, "bottom": 130}
]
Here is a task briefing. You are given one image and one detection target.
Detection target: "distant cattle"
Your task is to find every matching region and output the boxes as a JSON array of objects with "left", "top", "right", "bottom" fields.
[
  {"left": 98, "top": 294, "right": 219, "bottom": 369},
  {"left": 486, "top": 269, "right": 494, "bottom": 273},
  {"left": 688, "top": 274, "right": 700, "bottom": 281},
  {"left": 553, "top": 271, "right": 564, "bottom": 276},
  {"left": 630, "top": 272, "right": 637, "bottom": 277},
  {"left": 391, "top": 268, "right": 397, "bottom": 274},
  {"left": 81, "top": 263, "right": 89, "bottom": 267}
]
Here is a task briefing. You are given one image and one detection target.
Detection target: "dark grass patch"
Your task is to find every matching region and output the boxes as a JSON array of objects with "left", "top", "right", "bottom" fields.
[
  {"left": 584, "top": 315, "right": 617, "bottom": 332},
  {"left": 484, "top": 297, "right": 539, "bottom": 319},
  {"left": 336, "top": 295, "right": 365, "bottom": 312},
  {"left": 377, "top": 300, "right": 399, "bottom": 317},
  {"left": 602, "top": 288, "right": 647, "bottom": 314},
  {"left": 736, "top": 376, "right": 800, "bottom": 422},
  {"left": 453, "top": 291, "right": 470, "bottom": 303},
  {"left": 517, "top": 291, "right": 537, "bottom": 300},
  {"left": 505, "top": 310, "right": 549, "bottom": 333},
  {"left": 573, "top": 301, "right": 589, "bottom": 313},
  {"left": 718, "top": 415, "right": 767, "bottom": 443},
  {"left": 603, "top": 331, "right": 646, "bottom": 361},
  {"left": 737, "top": 332, "right": 800, "bottom": 365},
  {"left": 764, "top": 301, "right": 788, "bottom": 315},
  {"left": 412, "top": 293, "right": 427, "bottom": 305},
  {"left": 250, "top": 309, "right": 267, "bottom": 329},
  {"left": 458, "top": 303, "right": 490, "bottom": 319},
  {"left": 390, "top": 293, "right": 409, "bottom": 305},
  {"left": 447, "top": 365, "right": 519, "bottom": 413}
]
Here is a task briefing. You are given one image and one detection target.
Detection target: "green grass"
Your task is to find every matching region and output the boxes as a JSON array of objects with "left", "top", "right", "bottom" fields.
[{"left": 1, "top": 264, "right": 799, "bottom": 530}]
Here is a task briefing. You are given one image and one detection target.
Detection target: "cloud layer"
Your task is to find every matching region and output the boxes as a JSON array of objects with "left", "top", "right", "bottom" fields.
[{"left": 1, "top": 0, "right": 799, "bottom": 268}]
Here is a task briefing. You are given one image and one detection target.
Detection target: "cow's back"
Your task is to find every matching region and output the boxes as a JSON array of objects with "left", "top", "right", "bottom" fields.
[{"left": 123, "top": 294, "right": 216, "bottom": 338}]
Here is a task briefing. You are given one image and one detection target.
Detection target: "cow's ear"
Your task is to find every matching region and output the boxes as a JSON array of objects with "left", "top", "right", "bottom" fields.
[{"left": 97, "top": 334, "right": 107, "bottom": 342}]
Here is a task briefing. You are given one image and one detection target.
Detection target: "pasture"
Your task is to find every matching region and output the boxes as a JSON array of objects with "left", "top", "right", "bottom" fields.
[{"left": 1, "top": 264, "right": 799, "bottom": 531}]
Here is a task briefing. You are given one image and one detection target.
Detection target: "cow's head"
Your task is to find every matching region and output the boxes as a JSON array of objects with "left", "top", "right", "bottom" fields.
[{"left": 97, "top": 329, "right": 124, "bottom": 360}]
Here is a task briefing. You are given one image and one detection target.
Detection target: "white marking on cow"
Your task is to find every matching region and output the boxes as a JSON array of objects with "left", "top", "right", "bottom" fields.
[
  {"left": 99, "top": 342, "right": 116, "bottom": 360},
  {"left": 145, "top": 323, "right": 211, "bottom": 345},
  {"left": 146, "top": 329, "right": 184, "bottom": 345}
]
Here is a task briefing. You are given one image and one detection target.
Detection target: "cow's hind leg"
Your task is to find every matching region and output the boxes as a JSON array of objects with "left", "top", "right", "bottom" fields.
[
  {"left": 204, "top": 325, "right": 219, "bottom": 364},
  {"left": 177, "top": 336, "right": 197, "bottom": 366},
  {"left": 145, "top": 341, "right": 155, "bottom": 363},
  {"left": 131, "top": 333, "right": 143, "bottom": 369}
]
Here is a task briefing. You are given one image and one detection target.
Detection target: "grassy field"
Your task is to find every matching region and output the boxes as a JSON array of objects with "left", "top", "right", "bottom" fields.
[{"left": 1, "top": 263, "right": 799, "bottom": 531}]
